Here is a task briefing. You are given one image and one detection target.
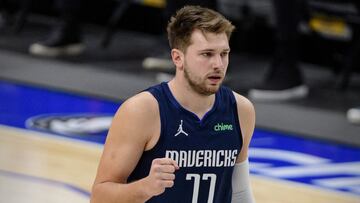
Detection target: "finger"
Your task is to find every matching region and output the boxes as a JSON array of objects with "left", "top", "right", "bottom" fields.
[
  {"left": 154, "top": 158, "right": 175, "bottom": 165},
  {"left": 154, "top": 158, "right": 179, "bottom": 169},
  {"left": 160, "top": 165, "right": 177, "bottom": 173},
  {"left": 159, "top": 172, "right": 176, "bottom": 181},
  {"left": 172, "top": 160, "right": 179, "bottom": 170},
  {"left": 162, "top": 180, "right": 175, "bottom": 188}
]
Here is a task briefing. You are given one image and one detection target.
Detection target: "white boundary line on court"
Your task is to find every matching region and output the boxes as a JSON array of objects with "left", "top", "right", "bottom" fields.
[
  {"left": 251, "top": 173, "right": 360, "bottom": 199},
  {"left": 1, "top": 124, "right": 359, "bottom": 200},
  {"left": 0, "top": 124, "right": 104, "bottom": 149}
]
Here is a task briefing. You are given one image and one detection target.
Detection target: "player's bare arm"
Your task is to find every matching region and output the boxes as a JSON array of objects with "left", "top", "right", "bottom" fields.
[
  {"left": 232, "top": 92, "right": 256, "bottom": 203},
  {"left": 233, "top": 92, "right": 256, "bottom": 162},
  {"left": 91, "top": 92, "right": 178, "bottom": 203}
]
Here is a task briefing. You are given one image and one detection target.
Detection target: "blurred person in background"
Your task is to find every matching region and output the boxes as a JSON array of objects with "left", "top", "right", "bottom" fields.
[
  {"left": 346, "top": 2, "right": 360, "bottom": 125},
  {"left": 248, "top": 0, "right": 309, "bottom": 101},
  {"left": 345, "top": 2, "right": 360, "bottom": 125},
  {"left": 247, "top": 0, "right": 360, "bottom": 126},
  {"left": 29, "top": 0, "right": 84, "bottom": 57},
  {"left": 142, "top": 0, "right": 217, "bottom": 71}
]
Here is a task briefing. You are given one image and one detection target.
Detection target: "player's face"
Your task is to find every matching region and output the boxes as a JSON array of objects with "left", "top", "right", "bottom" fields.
[{"left": 182, "top": 30, "right": 230, "bottom": 95}]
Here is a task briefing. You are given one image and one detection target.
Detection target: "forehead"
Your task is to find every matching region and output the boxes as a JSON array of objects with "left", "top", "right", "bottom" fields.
[{"left": 188, "top": 29, "right": 229, "bottom": 51}]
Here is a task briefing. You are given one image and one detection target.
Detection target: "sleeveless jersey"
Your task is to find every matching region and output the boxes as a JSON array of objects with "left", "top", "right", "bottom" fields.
[{"left": 128, "top": 82, "right": 243, "bottom": 203}]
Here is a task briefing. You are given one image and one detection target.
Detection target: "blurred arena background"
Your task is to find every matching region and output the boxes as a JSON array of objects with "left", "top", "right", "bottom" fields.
[{"left": 0, "top": 0, "right": 359, "bottom": 202}]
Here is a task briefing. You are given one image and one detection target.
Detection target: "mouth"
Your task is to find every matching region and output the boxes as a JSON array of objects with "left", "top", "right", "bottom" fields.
[{"left": 207, "top": 75, "right": 223, "bottom": 84}]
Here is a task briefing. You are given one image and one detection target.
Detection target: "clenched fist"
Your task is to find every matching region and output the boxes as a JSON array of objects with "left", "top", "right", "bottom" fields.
[{"left": 144, "top": 158, "right": 179, "bottom": 197}]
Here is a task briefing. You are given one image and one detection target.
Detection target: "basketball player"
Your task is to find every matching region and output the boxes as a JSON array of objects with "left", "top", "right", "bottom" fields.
[{"left": 91, "top": 6, "right": 255, "bottom": 203}]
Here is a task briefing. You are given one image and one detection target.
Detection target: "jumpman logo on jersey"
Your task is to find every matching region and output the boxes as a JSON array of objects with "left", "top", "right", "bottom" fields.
[{"left": 174, "top": 120, "right": 189, "bottom": 136}]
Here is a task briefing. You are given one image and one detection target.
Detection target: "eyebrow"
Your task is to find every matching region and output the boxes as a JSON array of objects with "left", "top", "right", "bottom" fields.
[{"left": 199, "top": 48, "right": 231, "bottom": 52}]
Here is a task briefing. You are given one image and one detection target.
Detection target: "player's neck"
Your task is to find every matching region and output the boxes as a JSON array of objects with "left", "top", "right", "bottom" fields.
[{"left": 168, "top": 79, "right": 215, "bottom": 119}]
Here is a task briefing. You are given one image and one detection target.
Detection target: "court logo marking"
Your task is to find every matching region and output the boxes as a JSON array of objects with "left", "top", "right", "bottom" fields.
[
  {"left": 249, "top": 147, "right": 360, "bottom": 195},
  {"left": 26, "top": 114, "right": 113, "bottom": 136}
]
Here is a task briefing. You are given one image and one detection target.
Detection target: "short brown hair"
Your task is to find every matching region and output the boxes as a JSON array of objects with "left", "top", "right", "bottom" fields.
[{"left": 167, "top": 5, "right": 235, "bottom": 52}]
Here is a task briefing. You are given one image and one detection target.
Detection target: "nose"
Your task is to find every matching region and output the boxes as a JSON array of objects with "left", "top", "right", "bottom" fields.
[{"left": 212, "top": 54, "right": 224, "bottom": 69}]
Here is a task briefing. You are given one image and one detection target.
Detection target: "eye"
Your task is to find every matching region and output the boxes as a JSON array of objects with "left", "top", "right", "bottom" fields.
[
  {"left": 201, "top": 52, "right": 213, "bottom": 57},
  {"left": 221, "top": 52, "right": 229, "bottom": 57}
]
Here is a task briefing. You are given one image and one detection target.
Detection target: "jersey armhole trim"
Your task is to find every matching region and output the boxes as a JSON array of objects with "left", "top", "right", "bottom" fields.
[
  {"left": 143, "top": 90, "right": 165, "bottom": 152},
  {"left": 231, "top": 91, "right": 244, "bottom": 154}
]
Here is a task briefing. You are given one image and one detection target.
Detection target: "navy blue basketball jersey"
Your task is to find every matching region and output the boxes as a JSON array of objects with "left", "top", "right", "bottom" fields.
[{"left": 128, "top": 82, "right": 243, "bottom": 203}]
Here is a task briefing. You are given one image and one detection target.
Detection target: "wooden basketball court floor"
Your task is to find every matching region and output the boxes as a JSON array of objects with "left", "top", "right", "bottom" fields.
[{"left": 0, "top": 80, "right": 359, "bottom": 203}]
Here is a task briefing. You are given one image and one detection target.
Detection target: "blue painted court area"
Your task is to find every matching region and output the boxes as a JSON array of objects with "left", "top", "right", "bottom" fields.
[
  {"left": 0, "top": 80, "right": 119, "bottom": 143},
  {"left": 0, "top": 80, "right": 359, "bottom": 196}
]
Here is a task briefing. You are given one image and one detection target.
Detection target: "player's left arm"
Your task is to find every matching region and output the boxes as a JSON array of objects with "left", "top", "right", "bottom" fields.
[
  {"left": 231, "top": 92, "right": 256, "bottom": 203},
  {"left": 233, "top": 92, "right": 255, "bottom": 163}
]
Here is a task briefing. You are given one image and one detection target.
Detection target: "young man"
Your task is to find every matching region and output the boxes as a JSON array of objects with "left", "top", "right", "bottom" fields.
[{"left": 91, "top": 6, "right": 255, "bottom": 203}]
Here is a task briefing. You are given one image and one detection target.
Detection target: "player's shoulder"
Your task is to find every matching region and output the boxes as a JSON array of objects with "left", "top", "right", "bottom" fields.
[
  {"left": 124, "top": 91, "right": 157, "bottom": 107},
  {"left": 231, "top": 91, "right": 255, "bottom": 144},
  {"left": 231, "top": 91, "right": 255, "bottom": 114},
  {"left": 116, "top": 91, "right": 159, "bottom": 119}
]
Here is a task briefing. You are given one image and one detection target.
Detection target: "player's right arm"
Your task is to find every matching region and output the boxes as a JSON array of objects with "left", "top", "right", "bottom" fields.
[{"left": 90, "top": 92, "right": 179, "bottom": 203}]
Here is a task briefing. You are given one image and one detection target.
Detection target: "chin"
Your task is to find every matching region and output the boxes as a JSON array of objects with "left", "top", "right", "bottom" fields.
[{"left": 205, "top": 86, "right": 220, "bottom": 95}]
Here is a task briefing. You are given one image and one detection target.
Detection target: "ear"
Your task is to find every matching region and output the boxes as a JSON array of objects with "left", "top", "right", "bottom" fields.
[{"left": 171, "top": 49, "right": 184, "bottom": 69}]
